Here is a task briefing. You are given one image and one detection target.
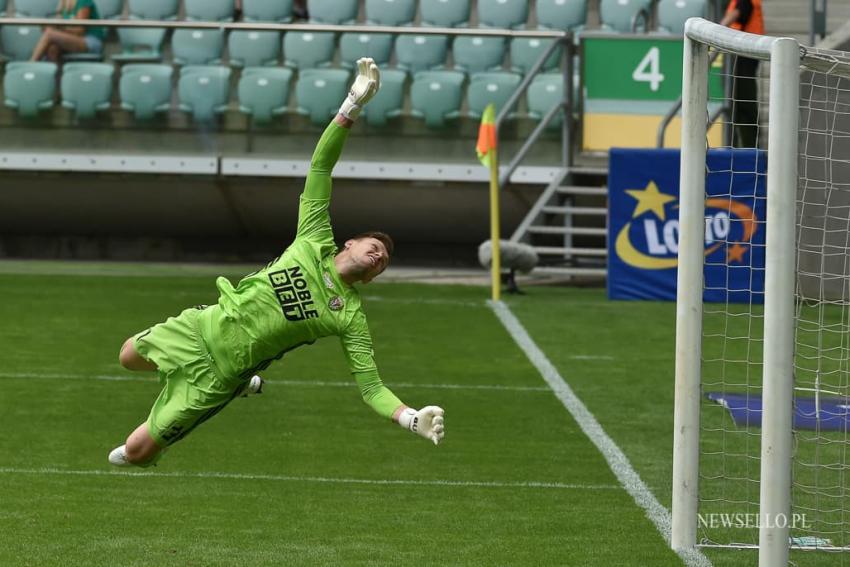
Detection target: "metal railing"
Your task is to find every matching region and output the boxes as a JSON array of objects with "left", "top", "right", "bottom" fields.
[{"left": 494, "top": 35, "right": 572, "bottom": 188}]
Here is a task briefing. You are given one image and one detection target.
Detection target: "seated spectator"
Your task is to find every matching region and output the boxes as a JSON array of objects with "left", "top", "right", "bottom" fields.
[{"left": 30, "top": 0, "right": 105, "bottom": 62}]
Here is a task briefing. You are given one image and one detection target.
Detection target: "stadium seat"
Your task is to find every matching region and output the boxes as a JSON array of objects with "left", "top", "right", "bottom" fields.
[
  {"left": 410, "top": 70, "right": 464, "bottom": 128},
  {"left": 14, "top": 0, "right": 57, "bottom": 16},
  {"left": 420, "top": 0, "right": 470, "bottom": 27},
  {"left": 467, "top": 71, "right": 522, "bottom": 118},
  {"left": 309, "top": 0, "right": 358, "bottom": 25},
  {"left": 127, "top": 0, "right": 177, "bottom": 20},
  {"left": 295, "top": 68, "right": 350, "bottom": 125},
  {"left": 60, "top": 62, "right": 114, "bottom": 119},
  {"left": 1, "top": 25, "right": 41, "bottom": 61},
  {"left": 536, "top": 0, "right": 587, "bottom": 31},
  {"left": 361, "top": 69, "right": 405, "bottom": 126},
  {"left": 228, "top": 31, "right": 280, "bottom": 68},
  {"left": 93, "top": 0, "right": 124, "bottom": 19},
  {"left": 657, "top": 0, "right": 706, "bottom": 35},
  {"left": 283, "top": 32, "right": 336, "bottom": 70},
  {"left": 178, "top": 66, "right": 232, "bottom": 122},
  {"left": 395, "top": 35, "right": 449, "bottom": 74},
  {"left": 243, "top": 0, "right": 293, "bottom": 22},
  {"left": 509, "top": 37, "right": 561, "bottom": 75},
  {"left": 527, "top": 73, "right": 564, "bottom": 128},
  {"left": 119, "top": 64, "right": 173, "bottom": 120},
  {"left": 453, "top": 36, "right": 506, "bottom": 74},
  {"left": 172, "top": 29, "right": 225, "bottom": 66},
  {"left": 600, "top": 0, "right": 651, "bottom": 33},
  {"left": 365, "top": 0, "right": 415, "bottom": 26},
  {"left": 4, "top": 62, "right": 57, "bottom": 117},
  {"left": 112, "top": 28, "right": 167, "bottom": 62},
  {"left": 238, "top": 67, "right": 293, "bottom": 124},
  {"left": 477, "top": 0, "right": 528, "bottom": 29},
  {"left": 339, "top": 33, "right": 393, "bottom": 69},
  {"left": 185, "top": 0, "right": 234, "bottom": 21}
]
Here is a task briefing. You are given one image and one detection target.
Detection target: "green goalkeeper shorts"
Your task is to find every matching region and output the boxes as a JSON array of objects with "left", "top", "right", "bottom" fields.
[{"left": 133, "top": 307, "right": 247, "bottom": 447}]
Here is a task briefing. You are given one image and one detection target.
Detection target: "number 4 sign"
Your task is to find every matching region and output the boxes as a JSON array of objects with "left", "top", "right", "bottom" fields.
[{"left": 632, "top": 46, "right": 665, "bottom": 92}]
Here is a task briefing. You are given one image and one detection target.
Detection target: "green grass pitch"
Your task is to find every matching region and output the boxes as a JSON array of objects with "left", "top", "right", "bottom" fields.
[{"left": 0, "top": 262, "right": 836, "bottom": 566}]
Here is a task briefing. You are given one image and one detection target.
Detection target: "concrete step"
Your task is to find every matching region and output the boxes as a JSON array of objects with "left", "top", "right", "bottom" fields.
[
  {"left": 527, "top": 225, "right": 608, "bottom": 236},
  {"left": 556, "top": 185, "right": 608, "bottom": 196},
  {"left": 534, "top": 246, "right": 608, "bottom": 257},
  {"left": 542, "top": 205, "right": 608, "bottom": 216}
]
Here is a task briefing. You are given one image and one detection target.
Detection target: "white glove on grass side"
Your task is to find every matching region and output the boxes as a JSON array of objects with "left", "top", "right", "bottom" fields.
[
  {"left": 398, "top": 406, "right": 445, "bottom": 445},
  {"left": 339, "top": 57, "right": 381, "bottom": 121}
]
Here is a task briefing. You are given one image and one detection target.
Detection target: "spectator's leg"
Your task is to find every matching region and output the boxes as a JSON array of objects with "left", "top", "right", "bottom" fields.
[
  {"left": 42, "top": 28, "right": 88, "bottom": 54},
  {"left": 731, "top": 57, "right": 760, "bottom": 148},
  {"left": 30, "top": 27, "right": 54, "bottom": 61},
  {"left": 46, "top": 44, "right": 61, "bottom": 62}
]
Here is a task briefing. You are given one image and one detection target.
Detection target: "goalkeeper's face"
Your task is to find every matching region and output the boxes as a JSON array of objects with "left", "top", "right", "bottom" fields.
[{"left": 346, "top": 237, "right": 390, "bottom": 283}]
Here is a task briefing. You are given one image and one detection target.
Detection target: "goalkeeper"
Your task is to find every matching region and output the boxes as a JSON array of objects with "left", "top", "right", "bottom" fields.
[{"left": 109, "top": 58, "right": 445, "bottom": 468}]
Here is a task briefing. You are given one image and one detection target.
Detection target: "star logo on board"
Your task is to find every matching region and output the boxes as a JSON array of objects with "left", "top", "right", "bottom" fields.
[
  {"left": 727, "top": 243, "right": 749, "bottom": 264},
  {"left": 625, "top": 181, "right": 677, "bottom": 221}
]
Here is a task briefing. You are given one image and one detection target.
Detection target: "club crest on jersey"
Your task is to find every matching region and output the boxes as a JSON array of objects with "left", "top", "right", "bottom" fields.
[
  {"left": 322, "top": 272, "right": 335, "bottom": 289},
  {"left": 328, "top": 296, "right": 344, "bottom": 311}
]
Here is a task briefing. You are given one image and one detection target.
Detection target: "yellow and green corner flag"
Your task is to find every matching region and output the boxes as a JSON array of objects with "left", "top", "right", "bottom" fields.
[{"left": 476, "top": 103, "right": 501, "bottom": 301}]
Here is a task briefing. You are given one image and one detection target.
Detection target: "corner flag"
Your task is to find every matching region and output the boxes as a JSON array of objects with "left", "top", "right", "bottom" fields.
[
  {"left": 476, "top": 103, "right": 501, "bottom": 301},
  {"left": 476, "top": 103, "right": 497, "bottom": 167}
]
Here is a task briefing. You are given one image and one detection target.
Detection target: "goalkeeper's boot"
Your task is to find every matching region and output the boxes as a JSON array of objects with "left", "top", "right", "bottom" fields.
[
  {"left": 108, "top": 444, "right": 165, "bottom": 468},
  {"left": 242, "top": 375, "right": 264, "bottom": 396}
]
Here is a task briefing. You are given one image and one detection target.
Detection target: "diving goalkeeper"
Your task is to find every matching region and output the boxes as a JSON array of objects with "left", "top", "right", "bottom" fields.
[{"left": 109, "top": 58, "right": 445, "bottom": 468}]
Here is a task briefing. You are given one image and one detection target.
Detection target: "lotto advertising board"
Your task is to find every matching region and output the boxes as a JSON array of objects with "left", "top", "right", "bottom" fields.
[{"left": 607, "top": 148, "right": 766, "bottom": 302}]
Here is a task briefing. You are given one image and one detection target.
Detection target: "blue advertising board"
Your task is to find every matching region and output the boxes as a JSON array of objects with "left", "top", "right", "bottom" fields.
[{"left": 607, "top": 148, "right": 767, "bottom": 302}]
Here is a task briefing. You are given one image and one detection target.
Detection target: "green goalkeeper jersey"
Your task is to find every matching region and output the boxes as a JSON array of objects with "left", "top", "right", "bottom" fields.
[{"left": 196, "top": 122, "right": 403, "bottom": 419}]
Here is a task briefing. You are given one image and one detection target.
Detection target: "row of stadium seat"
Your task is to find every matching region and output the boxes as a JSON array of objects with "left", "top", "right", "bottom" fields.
[
  {"left": 4, "top": 0, "right": 706, "bottom": 34},
  {"left": 1, "top": 27, "right": 567, "bottom": 76},
  {"left": 3, "top": 62, "right": 566, "bottom": 127}
]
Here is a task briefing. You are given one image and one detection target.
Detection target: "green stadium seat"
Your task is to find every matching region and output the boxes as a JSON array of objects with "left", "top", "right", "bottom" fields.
[
  {"left": 295, "top": 68, "right": 350, "bottom": 125},
  {"left": 178, "top": 66, "right": 232, "bottom": 122},
  {"left": 410, "top": 70, "right": 464, "bottom": 128},
  {"left": 509, "top": 37, "right": 561, "bottom": 75},
  {"left": 228, "top": 31, "right": 280, "bottom": 67},
  {"left": 238, "top": 67, "right": 293, "bottom": 124},
  {"left": 127, "top": 0, "right": 177, "bottom": 20},
  {"left": 361, "top": 68, "right": 405, "bottom": 126},
  {"left": 477, "top": 0, "right": 528, "bottom": 29},
  {"left": 339, "top": 33, "right": 393, "bottom": 69},
  {"left": 93, "top": 0, "right": 124, "bottom": 19},
  {"left": 309, "top": 0, "right": 358, "bottom": 25},
  {"left": 14, "top": 0, "right": 57, "bottom": 16},
  {"left": 1, "top": 25, "right": 41, "bottom": 61},
  {"left": 657, "top": 0, "right": 706, "bottom": 35},
  {"left": 536, "top": 0, "right": 587, "bottom": 31},
  {"left": 420, "top": 0, "right": 470, "bottom": 27},
  {"left": 243, "top": 0, "right": 293, "bottom": 22},
  {"left": 453, "top": 36, "right": 505, "bottom": 74},
  {"left": 466, "top": 71, "right": 522, "bottom": 118},
  {"left": 395, "top": 35, "right": 449, "bottom": 74},
  {"left": 365, "top": 0, "right": 415, "bottom": 26},
  {"left": 112, "top": 28, "right": 167, "bottom": 62},
  {"left": 60, "top": 62, "right": 114, "bottom": 119},
  {"left": 185, "top": 0, "right": 234, "bottom": 21},
  {"left": 172, "top": 29, "right": 224, "bottom": 66},
  {"left": 600, "top": 0, "right": 651, "bottom": 33},
  {"left": 527, "top": 73, "right": 564, "bottom": 128},
  {"left": 4, "top": 62, "right": 57, "bottom": 117},
  {"left": 119, "top": 64, "right": 173, "bottom": 120},
  {"left": 283, "top": 32, "right": 335, "bottom": 70}
]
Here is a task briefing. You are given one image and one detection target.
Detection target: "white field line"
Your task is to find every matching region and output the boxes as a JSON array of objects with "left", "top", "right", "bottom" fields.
[
  {"left": 488, "top": 301, "right": 712, "bottom": 567},
  {"left": 0, "top": 371, "right": 550, "bottom": 392},
  {"left": 0, "top": 467, "right": 622, "bottom": 491}
]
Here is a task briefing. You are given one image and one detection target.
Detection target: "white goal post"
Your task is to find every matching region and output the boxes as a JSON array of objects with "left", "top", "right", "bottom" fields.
[{"left": 672, "top": 17, "right": 801, "bottom": 565}]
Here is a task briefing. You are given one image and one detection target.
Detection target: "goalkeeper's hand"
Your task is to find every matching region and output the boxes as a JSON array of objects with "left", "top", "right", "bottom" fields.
[
  {"left": 338, "top": 57, "right": 381, "bottom": 121},
  {"left": 397, "top": 406, "right": 445, "bottom": 445}
]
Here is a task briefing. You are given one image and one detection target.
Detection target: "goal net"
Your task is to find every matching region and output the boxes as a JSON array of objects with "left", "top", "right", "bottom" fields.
[{"left": 672, "top": 18, "right": 850, "bottom": 565}]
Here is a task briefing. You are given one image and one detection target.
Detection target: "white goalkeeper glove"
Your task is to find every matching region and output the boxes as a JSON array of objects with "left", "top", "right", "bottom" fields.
[
  {"left": 398, "top": 406, "right": 445, "bottom": 445},
  {"left": 338, "top": 57, "right": 381, "bottom": 121}
]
